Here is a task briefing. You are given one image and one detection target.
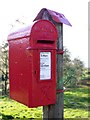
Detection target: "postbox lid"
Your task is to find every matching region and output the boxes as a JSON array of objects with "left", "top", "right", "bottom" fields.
[
  {"left": 8, "top": 20, "right": 58, "bottom": 41},
  {"left": 8, "top": 25, "right": 32, "bottom": 41}
]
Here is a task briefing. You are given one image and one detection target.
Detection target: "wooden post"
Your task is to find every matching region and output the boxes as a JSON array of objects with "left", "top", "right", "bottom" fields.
[{"left": 42, "top": 13, "right": 64, "bottom": 119}]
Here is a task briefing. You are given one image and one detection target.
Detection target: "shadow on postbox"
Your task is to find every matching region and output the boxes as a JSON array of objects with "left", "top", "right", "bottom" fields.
[{"left": 8, "top": 20, "right": 58, "bottom": 108}]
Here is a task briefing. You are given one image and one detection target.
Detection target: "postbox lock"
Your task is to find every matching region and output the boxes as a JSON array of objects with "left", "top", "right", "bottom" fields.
[{"left": 34, "top": 70, "right": 36, "bottom": 75}]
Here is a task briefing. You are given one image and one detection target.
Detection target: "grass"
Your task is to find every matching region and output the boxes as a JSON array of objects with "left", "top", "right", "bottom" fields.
[
  {"left": 0, "top": 97, "right": 42, "bottom": 119},
  {"left": 64, "top": 85, "right": 90, "bottom": 118},
  {"left": 0, "top": 85, "right": 89, "bottom": 119}
]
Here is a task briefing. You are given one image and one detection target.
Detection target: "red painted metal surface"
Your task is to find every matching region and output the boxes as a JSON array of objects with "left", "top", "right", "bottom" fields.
[
  {"left": 57, "top": 89, "right": 64, "bottom": 93},
  {"left": 57, "top": 49, "right": 64, "bottom": 54},
  {"left": 8, "top": 20, "right": 58, "bottom": 108},
  {"left": 33, "top": 8, "right": 72, "bottom": 26}
]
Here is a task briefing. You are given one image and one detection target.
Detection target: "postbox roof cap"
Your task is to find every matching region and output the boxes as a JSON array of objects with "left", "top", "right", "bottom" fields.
[{"left": 33, "top": 8, "right": 72, "bottom": 26}]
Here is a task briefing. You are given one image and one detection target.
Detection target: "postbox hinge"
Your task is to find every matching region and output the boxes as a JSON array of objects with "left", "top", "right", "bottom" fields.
[{"left": 57, "top": 49, "right": 64, "bottom": 54}]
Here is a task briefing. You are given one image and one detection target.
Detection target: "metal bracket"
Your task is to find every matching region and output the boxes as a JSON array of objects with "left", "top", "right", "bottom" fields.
[
  {"left": 57, "top": 49, "right": 64, "bottom": 54},
  {"left": 56, "top": 89, "right": 64, "bottom": 93}
]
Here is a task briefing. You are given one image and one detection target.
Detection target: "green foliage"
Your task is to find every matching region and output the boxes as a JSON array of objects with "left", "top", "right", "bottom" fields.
[
  {"left": 0, "top": 42, "right": 9, "bottom": 95},
  {"left": 63, "top": 48, "right": 86, "bottom": 87},
  {"left": 64, "top": 86, "right": 89, "bottom": 118},
  {"left": 0, "top": 97, "right": 42, "bottom": 119},
  {"left": 0, "top": 42, "right": 8, "bottom": 77}
]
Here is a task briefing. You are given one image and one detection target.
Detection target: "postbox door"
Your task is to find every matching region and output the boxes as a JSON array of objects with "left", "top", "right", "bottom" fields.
[{"left": 31, "top": 49, "right": 56, "bottom": 107}]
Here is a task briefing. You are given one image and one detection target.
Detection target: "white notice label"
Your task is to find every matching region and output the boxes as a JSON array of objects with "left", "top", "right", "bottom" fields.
[{"left": 40, "top": 52, "right": 51, "bottom": 80}]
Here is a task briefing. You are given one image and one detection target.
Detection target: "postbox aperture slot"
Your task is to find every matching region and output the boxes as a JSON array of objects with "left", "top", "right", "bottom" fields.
[{"left": 37, "top": 40, "right": 54, "bottom": 44}]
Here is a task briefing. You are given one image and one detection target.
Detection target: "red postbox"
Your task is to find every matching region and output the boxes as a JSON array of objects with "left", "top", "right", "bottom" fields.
[{"left": 8, "top": 20, "right": 58, "bottom": 108}]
